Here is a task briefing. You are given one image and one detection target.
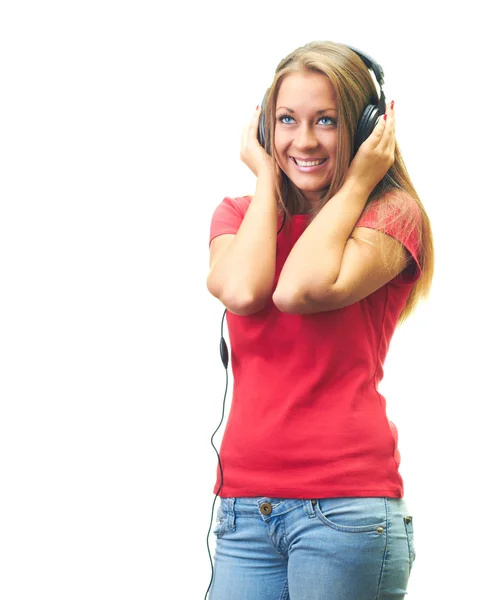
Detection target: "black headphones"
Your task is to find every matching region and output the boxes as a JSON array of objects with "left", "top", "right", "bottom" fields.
[{"left": 258, "top": 44, "right": 386, "bottom": 156}]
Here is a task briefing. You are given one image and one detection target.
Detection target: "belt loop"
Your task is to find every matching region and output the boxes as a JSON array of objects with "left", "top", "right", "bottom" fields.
[
  {"left": 228, "top": 498, "right": 236, "bottom": 530},
  {"left": 304, "top": 499, "right": 317, "bottom": 517}
]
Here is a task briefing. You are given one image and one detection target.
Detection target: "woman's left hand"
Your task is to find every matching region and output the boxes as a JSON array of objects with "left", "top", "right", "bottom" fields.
[{"left": 345, "top": 100, "right": 396, "bottom": 195}]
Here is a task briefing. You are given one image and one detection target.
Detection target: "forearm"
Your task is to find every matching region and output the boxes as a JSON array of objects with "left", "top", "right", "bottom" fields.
[
  {"left": 275, "top": 178, "right": 370, "bottom": 301},
  {"left": 208, "top": 172, "right": 278, "bottom": 309}
]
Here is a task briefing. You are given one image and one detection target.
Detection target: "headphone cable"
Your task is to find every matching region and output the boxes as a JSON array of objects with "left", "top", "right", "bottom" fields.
[{"left": 204, "top": 181, "right": 288, "bottom": 598}]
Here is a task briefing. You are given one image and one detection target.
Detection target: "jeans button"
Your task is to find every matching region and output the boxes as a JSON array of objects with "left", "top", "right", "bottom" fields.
[
  {"left": 260, "top": 502, "right": 272, "bottom": 515},
  {"left": 376, "top": 526, "right": 384, "bottom": 534}
]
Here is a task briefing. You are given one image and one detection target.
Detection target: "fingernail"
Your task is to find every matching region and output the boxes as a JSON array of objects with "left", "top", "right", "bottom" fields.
[
  {"left": 383, "top": 113, "right": 387, "bottom": 121},
  {"left": 256, "top": 105, "right": 260, "bottom": 110},
  {"left": 391, "top": 100, "right": 394, "bottom": 110}
]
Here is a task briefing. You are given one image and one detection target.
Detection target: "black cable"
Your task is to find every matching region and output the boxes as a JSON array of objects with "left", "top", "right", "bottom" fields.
[
  {"left": 204, "top": 310, "right": 229, "bottom": 600},
  {"left": 204, "top": 181, "right": 289, "bottom": 598}
]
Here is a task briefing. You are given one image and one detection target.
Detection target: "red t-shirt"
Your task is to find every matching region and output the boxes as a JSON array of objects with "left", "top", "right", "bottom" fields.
[{"left": 209, "top": 194, "right": 421, "bottom": 499}]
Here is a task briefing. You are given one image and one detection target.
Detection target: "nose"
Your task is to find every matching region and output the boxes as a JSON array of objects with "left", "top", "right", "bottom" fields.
[{"left": 295, "top": 125, "right": 319, "bottom": 150}]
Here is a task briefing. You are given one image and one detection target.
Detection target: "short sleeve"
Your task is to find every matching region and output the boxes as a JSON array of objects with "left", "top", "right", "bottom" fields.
[
  {"left": 209, "top": 196, "right": 252, "bottom": 247},
  {"left": 356, "top": 193, "right": 422, "bottom": 284}
]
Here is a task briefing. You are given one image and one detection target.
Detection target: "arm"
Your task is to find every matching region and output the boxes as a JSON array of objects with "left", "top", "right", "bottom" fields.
[
  {"left": 273, "top": 102, "right": 402, "bottom": 314},
  {"left": 206, "top": 173, "right": 278, "bottom": 315},
  {"left": 206, "top": 107, "right": 279, "bottom": 315},
  {"left": 274, "top": 219, "right": 408, "bottom": 314}
]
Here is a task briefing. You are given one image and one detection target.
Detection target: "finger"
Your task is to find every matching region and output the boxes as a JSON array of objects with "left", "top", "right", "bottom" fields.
[
  {"left": 240, "top": 122, "right": 250, "bottom": 149},
  {"left": 241, "top": 107, "right": 264, "bottom": 161},
  {"left": 242, "top": 106, "right": 260, "bottom": 142},
  {"left": 375, "top": 102, "right": 395, "bottom": 149},
  {"left": 368, "top": 111, "right": 387, "bottom": 148},
  {"left": 384, "top": 101, "right": 396, "bottom": 153},
  {"left": 376, "top": 103, "right": 395, "bottom": 165},
  {"left": 249, "top": 105, "right": 262, "bottom": 134}
]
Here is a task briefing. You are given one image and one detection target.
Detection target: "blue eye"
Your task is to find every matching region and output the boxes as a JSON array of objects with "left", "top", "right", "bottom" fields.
[
  {"left": 277, "top": 113, "right": 335, "bottom": 126},
  {"left": 278, "top": 114, "right": 295, "bottom": 124}
]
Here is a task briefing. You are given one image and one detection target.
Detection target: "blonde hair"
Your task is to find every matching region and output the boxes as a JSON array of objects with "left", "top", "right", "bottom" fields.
[{"left": 264, "top": 41, "right": 434, "bottom": 323}]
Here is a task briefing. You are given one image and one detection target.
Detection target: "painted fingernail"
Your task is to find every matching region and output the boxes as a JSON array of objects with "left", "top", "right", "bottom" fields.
[
  {"left": 383, "top": 113, "right": 387, "bottom": 121},
  {"left": 256, "top": 105, "right": 260, "bottom": 110},
  {"left": 391, "top": 100, "right": 394, "bottom": 110}
]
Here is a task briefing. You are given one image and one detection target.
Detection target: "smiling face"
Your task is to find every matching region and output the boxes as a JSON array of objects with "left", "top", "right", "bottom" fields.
[{"left": 274, "top": 70, "right": 339, "bottom": 206}]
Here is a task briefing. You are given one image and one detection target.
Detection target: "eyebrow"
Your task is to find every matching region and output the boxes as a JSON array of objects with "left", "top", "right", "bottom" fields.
[{"left": 276, "top": 107, "right": 337, "bottom": 114}]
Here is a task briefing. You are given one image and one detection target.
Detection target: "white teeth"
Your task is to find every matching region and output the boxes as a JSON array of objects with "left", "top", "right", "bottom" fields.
[{"left": 294, "top": 158, "right": 326, "bottom": 167}]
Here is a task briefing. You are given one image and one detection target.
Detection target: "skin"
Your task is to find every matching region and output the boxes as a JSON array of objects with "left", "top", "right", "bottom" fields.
[
  {"left": 240, "top": 69, "right": 395, "bottom": 207},
  {"left": 273, "top": 71, "right": 338, "bottom": 206},
  {"left": 209, "top": 67, "right": 406, "bottom": 315}
]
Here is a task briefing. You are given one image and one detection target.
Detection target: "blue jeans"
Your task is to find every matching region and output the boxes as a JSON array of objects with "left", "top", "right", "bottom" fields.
[{"left": 209, "top": 497, "right": 416, "bottom": 600}]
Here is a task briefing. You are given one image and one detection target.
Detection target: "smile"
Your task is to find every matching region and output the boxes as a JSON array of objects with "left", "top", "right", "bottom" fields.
[
  {"left": 290, "top": 156, "right": 328, "bottom": 173},
  {"left": 292, "top": 157, "right": 327, "bottom": 167}
]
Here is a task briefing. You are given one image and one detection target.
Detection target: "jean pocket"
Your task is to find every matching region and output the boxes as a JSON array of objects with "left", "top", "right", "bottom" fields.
[
  {"left": 212, "top": 505, "right": 227, "bottom": 539},
  {"left": 403, "top": 515, "right": 416, "bottom": 571},
  {"left": 315, "top": 497, "right": 388, "bottom": 533}
]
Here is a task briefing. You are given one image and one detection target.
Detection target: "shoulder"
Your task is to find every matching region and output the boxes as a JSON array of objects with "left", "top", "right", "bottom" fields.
[
  {"left": 214, "top": 195, "right": 253, "bottom": 217},
  {"left": 358, "top": 190, "right": 421, "bottom": 250},
  {"left": 356, "top": 189, "right": 423, "bottom": 283},
  {"left": 360, "top": 189, "right": 420, "bottom": 224},
  {"left": 209, "top": 195, "right": 253, "bottom": 246}
]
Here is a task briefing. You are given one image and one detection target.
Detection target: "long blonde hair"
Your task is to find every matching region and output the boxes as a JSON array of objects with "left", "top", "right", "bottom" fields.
[{"left": 264, "top": 41, "right": 434, "bottom": 323}]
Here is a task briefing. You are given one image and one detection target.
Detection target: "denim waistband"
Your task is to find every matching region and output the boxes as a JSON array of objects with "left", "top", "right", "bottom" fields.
[{"left": 219, "top": 497, "right": 317, "bottom": 518}]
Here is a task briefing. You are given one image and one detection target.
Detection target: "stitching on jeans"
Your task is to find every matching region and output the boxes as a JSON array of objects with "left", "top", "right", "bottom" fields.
[
  {"left": 403, "top": 517, "right": 414, "bottom": 572},
  {"left": 266, "top": 518, "right": 288, "bottom": 558},
  {"left": 374, "top": 497, "right": 389, "bottom": 600},
  {"left": 279, "top": 580, "right": 290, "bottom": 600},
  {"left": 281, "top": 515, "right": 290, "bottom": 554}
]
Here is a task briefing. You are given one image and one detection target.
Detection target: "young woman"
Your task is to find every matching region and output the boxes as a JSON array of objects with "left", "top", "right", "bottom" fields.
[{"left": 206, "top": 40, "right": 434, "bottom": 600}]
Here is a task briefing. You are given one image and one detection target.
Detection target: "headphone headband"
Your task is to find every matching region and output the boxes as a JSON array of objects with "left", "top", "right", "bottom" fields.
[{"left": 345, "top": 45, "right": 385, "bottom": 87}]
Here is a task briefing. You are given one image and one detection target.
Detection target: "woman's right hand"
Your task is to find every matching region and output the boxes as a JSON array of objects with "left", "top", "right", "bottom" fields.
[{"left": 240, "top": 106, "right": 275, "bottom": 178}]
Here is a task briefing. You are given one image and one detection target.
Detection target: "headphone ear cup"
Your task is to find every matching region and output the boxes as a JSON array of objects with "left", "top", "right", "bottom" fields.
[{"left": 354, "top": 104, "right": 381, "bottom": 155}]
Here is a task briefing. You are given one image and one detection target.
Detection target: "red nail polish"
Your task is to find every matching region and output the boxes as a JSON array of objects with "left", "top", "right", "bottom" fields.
[
  {"left": 391, "top": 100, "right": 394, "bottom": 110},
  {"left": 256, "top": 105, "right": 260, "bottom": 110},
  {"left": 383, "top": 113, "right": 387, "bottom": 121}
]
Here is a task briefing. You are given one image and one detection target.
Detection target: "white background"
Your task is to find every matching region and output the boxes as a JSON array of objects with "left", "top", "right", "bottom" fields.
[{"left": 0, "top": 1, "right": 486, "bottom": 598}]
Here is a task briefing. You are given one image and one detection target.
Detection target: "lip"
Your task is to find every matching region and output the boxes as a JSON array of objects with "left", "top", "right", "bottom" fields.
[{"left": 290, "top": 156, "right": 328, "bottom": 173}]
